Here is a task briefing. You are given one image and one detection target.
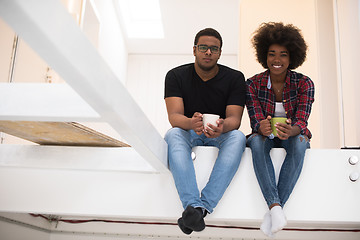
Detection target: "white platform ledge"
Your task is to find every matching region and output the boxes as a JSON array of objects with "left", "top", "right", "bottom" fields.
[
  {"left": 0, "top": 146, "right": 359, "bottom": 222},
  {"left": 0, "top": 146, "right": 359, "bottom": 239}
]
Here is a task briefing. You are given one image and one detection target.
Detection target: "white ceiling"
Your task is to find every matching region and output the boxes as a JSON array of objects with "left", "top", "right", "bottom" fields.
[{"left": 122, "top": 0, "right": 240, "bottom": 55}]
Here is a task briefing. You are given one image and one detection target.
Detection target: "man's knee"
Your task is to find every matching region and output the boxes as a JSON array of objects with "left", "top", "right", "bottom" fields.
[
  {"left": 165, "top": 127, "right": 186, "bottom": 142},
  {"left": 227, "top": 130, "right": 246, "bottom": 143}
]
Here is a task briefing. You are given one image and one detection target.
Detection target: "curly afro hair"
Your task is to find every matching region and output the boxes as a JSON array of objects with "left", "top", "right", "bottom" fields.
[{"left": 251, "top": 22, "right": 308, "bottom": 70}]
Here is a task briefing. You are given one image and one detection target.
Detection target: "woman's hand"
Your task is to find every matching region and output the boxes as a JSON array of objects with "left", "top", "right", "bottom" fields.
[
  {"left": 258, "top": 116, "right": 272, "bottom": 136},
  {"left": 276, "top": 118, "right": 293, "bottom": 140}
]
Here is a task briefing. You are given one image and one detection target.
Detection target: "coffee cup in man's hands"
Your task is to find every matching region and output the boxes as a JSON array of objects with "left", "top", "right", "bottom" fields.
[{"left": 202, "top": 113, "right": 220, "bottom": 131}]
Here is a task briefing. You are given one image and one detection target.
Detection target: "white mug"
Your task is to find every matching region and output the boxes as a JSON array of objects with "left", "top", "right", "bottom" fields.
[{"left": 202, "top": 113, "right": 220, "bottom": 131}]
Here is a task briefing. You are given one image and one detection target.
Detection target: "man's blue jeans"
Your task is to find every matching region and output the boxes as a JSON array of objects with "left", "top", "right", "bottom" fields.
[
  {"left": 247, "top": 134, "right": 310, "bottom": 207},
  {"left": 165, "top": 127, "right": 246, "bottom": 213}
]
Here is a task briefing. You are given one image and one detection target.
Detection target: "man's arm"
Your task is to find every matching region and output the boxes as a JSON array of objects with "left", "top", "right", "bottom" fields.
[
  {"left": 223, "top": 105, "right": 244, "bottom": 133},
  {"left": 165, "top": 97, "right": 203, "bottom": 134}
]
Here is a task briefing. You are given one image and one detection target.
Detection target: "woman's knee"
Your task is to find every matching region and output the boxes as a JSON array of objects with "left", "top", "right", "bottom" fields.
[
  {"left": 247, "top": 133, "right": 266, "bottom": 148},
  {"left": 290, "top": 135, "right": 310, "bottom": 151}
]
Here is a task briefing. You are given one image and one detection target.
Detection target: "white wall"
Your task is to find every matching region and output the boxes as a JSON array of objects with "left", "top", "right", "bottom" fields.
[
  {"left": 93, "top": 0, "right": 128, "bottom": 85},
  {"left": 0, "top": 16, "right": 51, "bottom": 84},
  {"left": 0, "top": 18, "right": 15, "bottom": 83},
  {"left": 13, "top": 38, "right": 50, "bottom": 83},
  {"left": 335, "top": 0, "right": 360, "bottom": 147},
  {"left": 315, "top": 0, "right": 341, "bottom": 148}
]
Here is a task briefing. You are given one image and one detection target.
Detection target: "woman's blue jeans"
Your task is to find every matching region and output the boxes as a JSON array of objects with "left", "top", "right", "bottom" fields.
[
  {"left": 165, "top": 127, "right": 246, "bottom": 213},
  {"left": 247, "top": 134, "right": 310, "bottom": 207}
]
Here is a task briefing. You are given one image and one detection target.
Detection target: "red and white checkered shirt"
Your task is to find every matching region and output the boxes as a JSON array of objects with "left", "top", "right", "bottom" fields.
[{"left": 246, "top": 69, "right": 315, "bottom": 139}]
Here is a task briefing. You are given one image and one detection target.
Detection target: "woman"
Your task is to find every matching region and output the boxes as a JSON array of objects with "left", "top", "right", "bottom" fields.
[{"left": 246, "top": 22, "right": 315, "bottom": 237}]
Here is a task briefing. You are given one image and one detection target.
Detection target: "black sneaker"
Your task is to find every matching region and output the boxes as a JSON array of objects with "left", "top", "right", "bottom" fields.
[
  {"left": 177, "top": 217, "right": 193, "bottom": 235},
  {"left": 182, "top": 206, "right": 205, "bottom": 232}
]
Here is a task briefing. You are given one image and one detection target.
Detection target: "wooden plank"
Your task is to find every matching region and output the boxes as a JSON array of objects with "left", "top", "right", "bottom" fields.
[{"left": 0, "top": 121, "right": 130, "bottom": 147}]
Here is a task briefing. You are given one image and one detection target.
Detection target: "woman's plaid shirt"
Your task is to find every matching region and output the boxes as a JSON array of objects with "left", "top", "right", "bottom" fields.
[{"left": 246, "top": 70, "right": 315, "bottom": 139}]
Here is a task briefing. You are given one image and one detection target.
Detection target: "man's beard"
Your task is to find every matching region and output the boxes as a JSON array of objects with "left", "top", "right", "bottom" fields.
[{"left": 197, "top": 62, "right": 217, "bottom": 72}]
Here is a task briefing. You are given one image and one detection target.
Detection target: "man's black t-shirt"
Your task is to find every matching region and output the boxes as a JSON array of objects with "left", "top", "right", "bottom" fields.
[{"left": 164, "top": 63, "right": 246, "bottom": 119}]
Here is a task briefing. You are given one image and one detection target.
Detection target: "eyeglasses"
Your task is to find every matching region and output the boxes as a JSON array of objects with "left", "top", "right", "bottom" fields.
[{"left": 195, "top": 45, "right": 221, "bottom": 54}]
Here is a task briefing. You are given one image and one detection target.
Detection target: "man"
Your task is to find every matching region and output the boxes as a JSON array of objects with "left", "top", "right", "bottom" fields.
[{"left": 164, "top": 28, "right": 247, "bottom": 234}]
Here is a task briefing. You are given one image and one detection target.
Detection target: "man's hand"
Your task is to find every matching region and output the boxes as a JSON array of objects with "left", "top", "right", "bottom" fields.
[
  {"left": 258, "top": 115, "right": 272, "bottom": 136},
  {"left": 191, "top": 112, "right": 204, "bottom": 135},
  {"left": 203, "top": 118, "right": 224, "bottom": 138}
]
